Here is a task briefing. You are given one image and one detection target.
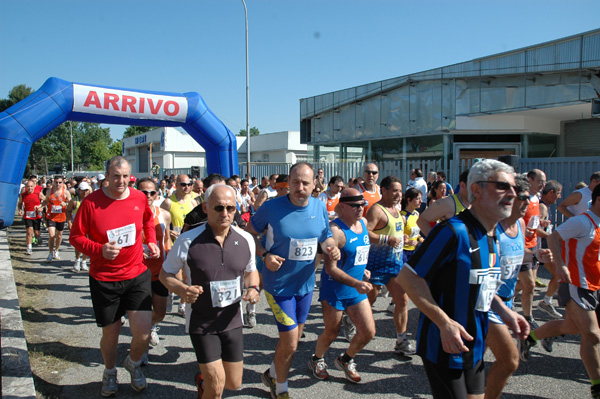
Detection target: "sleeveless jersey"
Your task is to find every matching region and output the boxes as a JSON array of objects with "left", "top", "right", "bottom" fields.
[
  {"left": 495, "top": 221, "right": 525, "bottom": 303},
  {"left": 357, "top": 183, "right": 381, "bottom": 214},
  {"left": 567, "top": 186, "right": 593, "bottom": 216},
  {"left": 22, "top": 191, "right": 42, "bottom": 220},
  {"left": 320, "top": 219, "right": 370, "bottom": 299},
  {"left": 47, "top": 187, "right": 67, "bottom": 222},
  {"left": 367, "top": 203, "right": 404, "bottom": 274},
  {"left": 71, "top": 196, "right": 82, "bottom": 221},
  {"left": 401, "top": 209, "right": 420, "bottom": 251},
  {"left": 560, "top": 211, "right": 600, "bottom": 291},
  {"left": 143, "top": 205, "right": 167, "bottom": 281},
  {"left": 169, "top": 193, "right": 195, "bottom": 228},
  {"left": 318, "top": 191, "right": 340, "bottom": 218},
  {"left": 451, "top": 193, "right": 467, "bottom": 215},
  {"left": 523, "top": 195, "right": 540, "bottom": 248}
]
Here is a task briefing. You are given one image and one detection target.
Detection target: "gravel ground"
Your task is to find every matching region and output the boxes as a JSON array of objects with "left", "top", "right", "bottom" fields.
[{"left": 7, "top": 220, "right": 591, "bottom": 399}]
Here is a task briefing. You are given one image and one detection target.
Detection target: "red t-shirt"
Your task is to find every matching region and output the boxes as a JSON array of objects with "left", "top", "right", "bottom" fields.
[{"left": 69, "top": 188, "right": 157, "bottom": 282}]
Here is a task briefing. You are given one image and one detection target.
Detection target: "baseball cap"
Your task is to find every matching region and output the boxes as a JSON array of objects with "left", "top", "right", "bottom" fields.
[
  {"left": 130, "top": 175, "right": 137, "bottom": 182},
  {"left": 78, "top": 181, "right": 91, "bottom": 191},
  {"left": 97, "top": 173, "right": 105, "bottom": 180}
]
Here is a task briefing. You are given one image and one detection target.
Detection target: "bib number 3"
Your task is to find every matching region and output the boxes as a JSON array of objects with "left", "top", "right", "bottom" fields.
[
  {"left": 289, "top": 238, "right": 318, "bottom": 261},
  {"left": 210, "top": 276, "right": 241, "bottom": 308}
]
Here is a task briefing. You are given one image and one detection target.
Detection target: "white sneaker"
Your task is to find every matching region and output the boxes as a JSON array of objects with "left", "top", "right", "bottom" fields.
[
  {"left": 73, "top": 258, "right": 81, "bottom": 272},
  {"left": 177, "top": 302, "right": 186, "bottom": 317},
  {"left": 149, "top": 325, "right": 160, "bottom": 346},
  {"left": 26, "top": 247, "right": 33, "bottom": 255},
  {"left": 123, "top": 355, "right": 147, "bottom": 392},
  {"left": 381, "top": 285, "right": 389, "bottom": 298},
  {"left": 101, "top": 368, "right": 118, "bottom": 397},
  {"left": 46, "top": 252, "right": 53, "bottom": 263},
  {"left": 394, "top": 338, "right": 416, "bottom": 356},
  {"left": 387, "top": 301, "right": 395, "bottom": 314},
  {"left": 166, "top": 293, "right": 174, "bottom": 313},
  {"left": 81, "top": 260, "right": 89, "bottom": 271},
  {"left": 54, "top": 250, "right": 61, "bottom": 260}
]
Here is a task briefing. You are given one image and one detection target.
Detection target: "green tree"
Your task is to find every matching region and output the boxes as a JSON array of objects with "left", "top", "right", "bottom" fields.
[
  {"left": 0, "top": 84, "right": 33, "bottom": 112},
  {"left": 123, "top": 125, "right": 157, "bottom": 138},
  {"left": 238, "top": 126, "right": 260, "bottom": 136}
]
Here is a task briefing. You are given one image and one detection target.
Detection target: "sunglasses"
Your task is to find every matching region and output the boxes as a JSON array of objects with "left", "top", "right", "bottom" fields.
[
  {"left": 477, "top": 180, "right": 517, "bottom": 191},
  {"left": 517, "top": 194, "right": 530, "bottom": 201},
  {"left": 213, "top": 205, "right": 237, "bottom": 213},
  {"left": 344, "top": 202, "right": 366, "bottom": 208},
  {"left": 364, "top": 170, "right": 378, "bottom": 175},
  {"left": 179, "top": 182, "right": 193, "bottom": 187},
  {"left": 141, "top": 190, "right": 157, "bottom": 196}
]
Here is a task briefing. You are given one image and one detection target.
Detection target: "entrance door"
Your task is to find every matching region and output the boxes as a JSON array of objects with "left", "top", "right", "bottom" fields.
[{"left": 452, "top": 142, "right": 521, "bottom": 179}]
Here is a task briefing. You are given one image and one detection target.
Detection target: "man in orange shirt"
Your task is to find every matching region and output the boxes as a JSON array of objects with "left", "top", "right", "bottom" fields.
[
  {"left": 357, "top": 163, "right": 381, "bottom": 214},
  {"left": 42, "top": 176, "right": 71, "bottom": 262}
]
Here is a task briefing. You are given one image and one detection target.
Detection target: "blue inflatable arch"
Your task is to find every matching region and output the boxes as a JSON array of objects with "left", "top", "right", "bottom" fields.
[{"left": 0, "top": 77, "right": 239, "bottom": 227}]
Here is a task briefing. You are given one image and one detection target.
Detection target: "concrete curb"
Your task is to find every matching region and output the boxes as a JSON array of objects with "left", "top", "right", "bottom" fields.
[{"left": 1, "top": 228, "right": 37, "bottom": 399}]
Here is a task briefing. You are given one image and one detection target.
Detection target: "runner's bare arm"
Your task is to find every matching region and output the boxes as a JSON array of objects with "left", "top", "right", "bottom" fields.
[
  {"left": 417, "top": 197, "right": 452, "bottom": 236},
  {"left": 557, "top": 191, "right": 582, "bottom": 219}
]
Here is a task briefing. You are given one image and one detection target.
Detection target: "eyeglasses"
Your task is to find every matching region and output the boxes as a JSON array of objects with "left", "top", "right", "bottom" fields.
[
  {"left": 55, "top": 181, "right": 63, "bottom": 184},
  {"left": 344, "top": 202, "right": 366, "bottom": 208},
  {"left": 179, "top": 182, "right": 193, "bottom": 187},
  {"left": 364, "top": 170, "right": 378, "bottom": 175},
  {"left": 141, "top": 190, "right": 157, "bottom": 196},
  {"left": 517, "top": 194, "right": 530, "bottom": 201},
  {"left": 477, "top": 180, "right": 516, "bottom": 192},
  {"left": 213, "top": 205, "right": 237, "bottom": 213}
]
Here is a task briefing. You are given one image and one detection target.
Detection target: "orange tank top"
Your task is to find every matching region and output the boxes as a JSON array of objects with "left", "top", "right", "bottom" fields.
[
  {"left": 143, "top": 205, "right": 166, "bottom": 281},
  {"left": 47, "top": 187, "right": 67, "bottom": 222},
  {"left": 358, "top": 183, "right": 381, "bottom": 214}
]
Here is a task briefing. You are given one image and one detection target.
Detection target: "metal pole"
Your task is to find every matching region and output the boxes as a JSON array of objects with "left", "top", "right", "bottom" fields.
[
  {"left": 241, "top": 0, "right": 250, "bottom": 178},
  {"left": 69, "top": 122, "right": 74, "bottom": 177}
]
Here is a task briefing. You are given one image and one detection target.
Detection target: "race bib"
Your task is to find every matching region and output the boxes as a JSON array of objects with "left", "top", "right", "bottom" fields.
[
  {"left": 51, "top": 205, "right": 63, "bottom": 213},
  {"left": 475, "top": 274, "right": 503, "bottom": 312},
  {"left": 289, "top": 237, "right": 318, "bottom": 261},
  {"left": 410, "top": 226, "right": 420, "bottom": 238},
  {"left": 527, "top": 215, "right": 540, "bottom": 230},
  {"left": 26, "top": 211, "right": 37, "bottom": 218},
  {"left": 210, "top": 276, "right": 241, "bottom": 308},
  {"left": 107, "top": 223, "right": 136, "bottom": 247},
  {"left": 392, "top": 235, "right": 404, "bottom": 254},
  {"left": 499, "top": 255, "right": 522, "bottom": 281},
  {"left": 354, "top": 245, "right": 370, "bottom": 265}
]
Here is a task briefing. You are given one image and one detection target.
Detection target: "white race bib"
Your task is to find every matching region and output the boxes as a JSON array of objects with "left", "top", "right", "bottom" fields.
[
  {"left": 410, "top": 226, "right": 420, "bottom": 238},
  {"left": 527, "top": 215, "right": 540, "bottom": 230},
  {"left": 26, "top": 211, "right": 37, "bottom": 218},
  {"left": 107, "top": 223, "right": 136, "bottom": 247},
  {"left": 392, "top": 235, "right": 404, "bottom": 254},
  {"left": 499, "top": 255, "right": 523, "bottom": 281},
  {"left": 354, "top": 245, "right": 370, "bottom": 265},
  {"left": 51, "top": 205, "right": 63, "bottom": 214},
  {"left": 289, "top": 237, "right": 318, "bottom": 261},
  {"left": 210, "top": 276, "right": 241, "bottom": 308}
]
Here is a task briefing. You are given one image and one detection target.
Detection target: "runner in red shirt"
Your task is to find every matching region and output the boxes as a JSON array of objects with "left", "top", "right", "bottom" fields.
[
  {"left": 70, "top": 156, "right": 159, "bottom": 397},
  {"left": 17, "top": 179, "right": 45, "bottom": 255}
]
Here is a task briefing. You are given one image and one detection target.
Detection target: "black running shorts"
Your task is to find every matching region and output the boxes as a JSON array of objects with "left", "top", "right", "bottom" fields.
[
  {"left": 422, "top": 358, "right": 485, "bottom": 399},
  {"left": 190, "top": 327, "right": 244, "bottom": 364},
  {"left": 24, "top": 218, "right": 41, "bottom": 230},
  {"left": 47, "top": 220, "right": 65, "bottom": 231}
]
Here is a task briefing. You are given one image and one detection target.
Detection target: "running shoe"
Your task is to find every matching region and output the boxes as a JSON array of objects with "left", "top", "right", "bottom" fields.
[
  {"left": 276, "top": 393, "right": 290, "bottom": 399},
  {"left": 261, "top": 368, "right": 277, "bottom": 399},
  {"left": 525, "top": 317, "right": 539, "bottom": 330},
  {"left": 394, "top": 338, "right": 416, "bottom": 356},
  {"left": 123, "top": 355, "right": 147, "bottom": 392},
  {"left": 592, "top": 383, "right": 600, "bottom": 399},
  {"left": 334, "top": 355, "right": 361, "bottom": 383},
  {"left": 73, "top": 258, "right": 81, "bottom": 272},
  {"left": 537, "top": 301, "right": 562, "bottom": 319},
  {"left": 518, "top": 337, "right": 536, "bottom": 362},
  {"left": 46, "top": 252, "right": 53, "bottom": 263},
  {"left": 387, "top": 301, "right": 395, "bottom": 314},
  {"left": 150, "top": 325, "right": 160, "bottom": 346},
  {"left": 380, "top": 285, "right": 389, "bottom": 298},
  {"left": 541, "top": 337, "right": 555, "bottom": 353},
  {"left": 166, "top": 293, "right": 174, "bottom": 313},
  {"left": 341, "top": 313, "right": 356, "bottom": 343},
  {"left": 81, "top": 260, "right": 89, "bottom": 271},
  {"left": 246, "top": 303, "right": 257, "bottom": 328},
  {"left": 195, "top": 371, "right": 204, "bottom": 399},
  {"left": 101, "top": 368, "right": 118, "bottom": 397},
  {"left": 140, "top": 351, "right": 149, "bottom": 366},
  {"left": 37, "top": 237, "right": 43, "bottom": 246},
  {"left": 535, "top": 278, "right": 547, "bottom": 288},
  {"left": 178, "top": 302, "right": 186, "bottom": 317},
  {"left": 32, "top": 237, "right": 38, "bottom": 245},
  {"left": 54, "top": 250, "right": 61, "bottom": 260},
  {"left": 26, "top": 247, "right": 33, "bottom": 255},
  {"left": 308, "top": 355, "right": 329, "bottom": 380}
]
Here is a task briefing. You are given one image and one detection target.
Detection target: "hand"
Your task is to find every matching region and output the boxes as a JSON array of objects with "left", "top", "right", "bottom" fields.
[
  {"left": 540, "top": 219, "right": 551, "bottom": 228},
  {"left": 502, "top": 311, "right": 530, "bottom": 340},
  {"left": 354, "top": 280, "right": 373, "bottom": 294},
  {"left": 363, "top": 269, "right": 371, "bottom": 280},
  {"left": 18, "top": 209, "right": 23, "bottom": 216},
  {"left": 440, "top": 319, "right": 473, "bottom": 354},
  {"left": 407, "top": 238, "right": 419, "bottom": 247},
  {"left": 388, "top": 236, "right": 402, "bottom": 249},
  {"left": 557, "top": 264, "right": 571, "bottom": 284},
  {"left": 102, "top": 241, "right": 122, "bottom": 260},
  {"left": 242, "top": 287, "right": 260, "bottom": 304},
  {"left": 169, "top": 230, "right": 180, "bottom": 241},
  {"left": 147, "top": 242, "right": 160, "bottom": 258},
  {"left": 536, "top": 248, "right": 553, "bottom": 264},
  {"left": 184, "top": 285, "right": 203, "bottom": 304},
  {"left": 326, "top": 246, "right": 341, "bottom": 261},
  {"left": 265, "top": 253, "right": 285, "bottom": 272}
]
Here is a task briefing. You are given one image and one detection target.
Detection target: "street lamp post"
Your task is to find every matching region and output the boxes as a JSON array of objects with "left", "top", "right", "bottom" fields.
[{"left": 241, "top": 0, "right": 250, "bottom": 178}]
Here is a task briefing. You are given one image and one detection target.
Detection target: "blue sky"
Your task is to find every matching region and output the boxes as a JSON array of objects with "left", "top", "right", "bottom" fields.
[{"left": 1, "top": 1, "right": 598, "bottom": 141}]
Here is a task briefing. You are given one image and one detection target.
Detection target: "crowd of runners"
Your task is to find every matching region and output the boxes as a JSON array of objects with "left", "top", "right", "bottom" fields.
[{"left": 15, "top": 157, "right": 600, "bottom": 399}]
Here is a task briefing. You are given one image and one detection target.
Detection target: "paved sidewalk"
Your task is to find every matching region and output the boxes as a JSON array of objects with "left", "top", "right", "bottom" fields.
[{"left": 5, "top": 220, "right": 592, "bottom": 398}]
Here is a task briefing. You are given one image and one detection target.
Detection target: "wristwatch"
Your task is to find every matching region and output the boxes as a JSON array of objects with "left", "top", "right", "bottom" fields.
[
  {"left": 260, "top": 251, "right": 270, "bottom": 262},
  {"left": 247, "top": 285, "right": 261, "bottom": 293}
]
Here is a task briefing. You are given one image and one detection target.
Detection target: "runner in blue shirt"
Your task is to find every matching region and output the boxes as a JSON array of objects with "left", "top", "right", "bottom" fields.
[
  {"left": 309, "top": 188, "right": 375, "bottom": 384},
  {"left": 398, "top": 159, "right": 529, "bottom": 399},
  {"left": 246, "top": 162, "right": 340, "bottom": 399}
]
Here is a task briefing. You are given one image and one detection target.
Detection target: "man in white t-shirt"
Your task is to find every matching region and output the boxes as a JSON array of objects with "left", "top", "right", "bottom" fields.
[{"left": 558, "top": 172, "right": 600, "bottom": 218}]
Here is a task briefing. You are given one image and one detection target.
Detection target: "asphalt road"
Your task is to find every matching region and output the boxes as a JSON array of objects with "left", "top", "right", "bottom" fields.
[{"left": 7, "top": 221, "right": 592, "bottom": 399}]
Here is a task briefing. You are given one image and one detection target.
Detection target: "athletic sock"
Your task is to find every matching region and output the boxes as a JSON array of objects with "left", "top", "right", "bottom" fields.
[
  {"left": 247, "top": 303, "right": 256, "bottom": 312},
  {"left": 270, "top": 362, "right": 277, "bottom": 379},
  {"left": 105, "top": 366, "right": 117, "bottom": 374},
  {"left": 340, "top": 352, "right": 353, "bottom": 363},
  {"left": 543, "top": 296, "right": 553, "bottom": 304},
  {"left": 275, "top": 380, "right": 288, "bottom": 395},
  {"left": 312, "top": 354, "right": 322, "bottom": 361},
  {"left": 396, "top": 331, "right": 407, "bottom": 342}
]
